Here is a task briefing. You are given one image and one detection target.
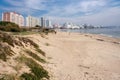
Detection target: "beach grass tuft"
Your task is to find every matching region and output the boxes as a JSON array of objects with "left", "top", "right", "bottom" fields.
[
  {"left": 19, "top": 37, "right": 39, "bottom": 48},
  {"left": 0, "top": 43, "right": 14, "bottom": 61},
  {"left": 36, "top": 48, "right": 46, "bottom": 56},
  {"left": 17, "top": 55, "right": 49, "bottom": 80},
  {"left": 25, "top": 50, "right": 46, "bottom": 63}
]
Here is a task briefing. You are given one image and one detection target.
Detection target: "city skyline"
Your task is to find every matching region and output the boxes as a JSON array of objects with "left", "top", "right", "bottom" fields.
[
  {"left": 2, "top": 11, "right": 52, "bottom": 28},
  {"left": 0, "top": 0, "right": 120, "bottom": 26}
]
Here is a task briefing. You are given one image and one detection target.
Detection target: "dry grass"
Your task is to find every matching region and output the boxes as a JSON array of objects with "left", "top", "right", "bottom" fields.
[
  {"left": 19, "top": 37, "right": 39, "bottom": 48},
  {"left": 16, "top": 55, "right": 49, "bottom": 80},
  {"left": 36, "top": 48, "right": 46, "bottom": 56},
  {"left": 0, "top": 31, "right": 39, "bottom": 48},
  {"left": 25, "top": 50, "right": 46, "bottom": 63},
  {"left": 0, "top": 31, "right": 23, "bottom": 47},
  {"left": 0, "top": 43, "right": 14, "bottom": 61}
]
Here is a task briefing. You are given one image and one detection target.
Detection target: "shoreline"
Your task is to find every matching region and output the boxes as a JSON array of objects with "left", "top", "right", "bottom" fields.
[
  {"left": 57, "top": 28, "right": 120, "bottom": 39},
  {"left": 56, "top": 31, "right": 120, "bottom": 45}
]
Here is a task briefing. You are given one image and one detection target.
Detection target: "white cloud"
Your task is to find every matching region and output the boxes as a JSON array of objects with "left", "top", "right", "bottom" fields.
[
  {"left": 45, "top": 0, "right": 107, "bottom": 17},
  {"left": 43, "top": 0, "right": 120, "bottom": 26},
  {"left": 49, "top": 7, "right": 120, "bottom": 26},
  {"left": 82, "top": 7, "right": 120, "bottom": 26},
  {"left": 2, "top": 0, "right": 120, "bottom": 26},
  {"left": 25, "top": 0, "right": 46, "bottom": 10},
  {"left": 80, "top": 0, "right": 106, "bottom": 12},
  {"left": 3, "top": 0, "right": 107, "bottom": 16}
]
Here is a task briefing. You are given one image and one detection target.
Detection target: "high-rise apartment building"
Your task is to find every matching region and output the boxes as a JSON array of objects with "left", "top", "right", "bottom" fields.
[
  {"left": 26, "top": 15, "right": 41, "bottom": 27},
  {"left": 46, "top": 19, "right": 52, "bottom": 28},
  {"left": 2, "top": 12, "right": 24, "bottom": 26},
  {"left": 41, "top": 17, "right": 52, "bottom": 28},
  {"left": 41, "top": 17, "right": 46, "bottom": 27}
]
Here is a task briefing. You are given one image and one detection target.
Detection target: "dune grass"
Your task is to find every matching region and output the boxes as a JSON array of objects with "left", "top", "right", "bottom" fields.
[
  {"left": 19, "top": 37, "right": 39, "bottom": 48},
  {"left": 36, "top": 48, "right": 46, "bottom": 56},
  {"left": 25, "top": 50, "right": 46, "bottom": 63},
  {"left": 13, "top": 31, "right": 38, "bottom": 35},
  {"left": 17, "top": 55, "right": 49, "bottom": 80},
  {"left": 0, "top": 43, "right": 14, "bottom": 61},
  {"left": 0, "top": 74, "right": 16, "bottom": 80}
]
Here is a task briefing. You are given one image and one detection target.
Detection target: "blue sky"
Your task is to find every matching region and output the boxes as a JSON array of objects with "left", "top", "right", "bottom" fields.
[{"left": 0, "top": 0, "right": 120, "bottom": 26}]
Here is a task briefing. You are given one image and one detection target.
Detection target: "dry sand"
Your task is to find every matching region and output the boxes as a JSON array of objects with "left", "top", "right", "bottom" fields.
[{"left": 22, "top": 32, "right": 120, "bottom": 80}]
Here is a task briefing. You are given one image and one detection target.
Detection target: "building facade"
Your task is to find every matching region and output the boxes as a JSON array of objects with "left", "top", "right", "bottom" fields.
[
  {"left": 26, "top": 15, "right": 41, "bottom": 27},
  {"left": 41, "top": 17, "right": 46, "bottom": 27},
  {"left": 41, "top": 17, "right": 52, "bottom": 28},
  {"left": 46, "top": 19, "right": 52, "bottom": 28},
  {"left": 2, "top": 12, "right": 24, "bottom": 26}
]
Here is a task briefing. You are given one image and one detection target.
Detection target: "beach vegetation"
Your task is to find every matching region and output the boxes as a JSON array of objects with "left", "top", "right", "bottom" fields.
[
  {"left": 18, "top": 37, "right": 39, "bottom": 48},
  {"left": 35, "top": 25, "right": 42, "bottom": 28},
  {"left": 41, "top": 28, "right": 56, "bottom": 35},
  {"left": 0, "top": 21, "right": 21, "bottom": 32},
  {"left": 0, "top": 42, "right": 14, "bottom": 61},
  {"left": 0, "top": 32, "right": 17, "bottom": 47},
  {"left": 0, "top": 74, "right": 17, "bottom": 80},
  {"left": 0, "top": 31, "right": 39, "bottom": 48},
  {"left": 17, "top": 55, "right": 49, "bottom": 80},
  {"left": 36, "top": 48, "right": 46, "bottom": 56},
  {"left": 25, "top": 50, "right": 46, "bottom": 63}
]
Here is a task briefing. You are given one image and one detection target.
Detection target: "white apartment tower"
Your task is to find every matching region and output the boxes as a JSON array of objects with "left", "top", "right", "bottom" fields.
[
  {"left": 41, "top": 17, "right": 46, "bottom": 27},
  {"left": 26, "top": 15, "right": 40, "bottom": 27},
  {"left": 46, "top": 19, "right": 52, "bottom": 28}
]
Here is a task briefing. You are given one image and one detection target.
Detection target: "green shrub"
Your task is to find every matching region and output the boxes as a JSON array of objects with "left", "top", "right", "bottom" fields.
[
  {"left": 31, "top": 66, "right": 49, "bottom": 79},
  {"left": 35, "top": 25, "right": 41, "bottom": 27},
  {"left": 0, "top": 21, "right": 21, "bottom": 32},
  {"left": 21, "top": 73, "right": 37, "bottom": 80},
  {"left": 0, "top": 21, "right": 19, "bottom": 27}
]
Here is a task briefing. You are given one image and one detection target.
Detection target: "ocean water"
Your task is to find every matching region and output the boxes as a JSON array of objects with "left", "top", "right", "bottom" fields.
[{"left": 60, "top": 27, "right": 120, "bottom": 38}]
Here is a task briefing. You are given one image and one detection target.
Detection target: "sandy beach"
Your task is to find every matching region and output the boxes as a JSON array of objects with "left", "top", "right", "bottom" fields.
[
  {"left": 0, "top": 31, "right": 120, "bottom": 80},
  {"left": 26, "top": 32, "right": 120, "bottom": 80}
]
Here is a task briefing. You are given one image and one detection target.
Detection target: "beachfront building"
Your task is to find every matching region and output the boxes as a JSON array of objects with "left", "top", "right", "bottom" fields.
[
  {"left": 41, "top": 17, "right": 53, "bottom": 28},
  {"left": 2, "top": 12, "right": 24, "bottom": 27},
  {"left": 53, "top": 23, "right": 61, "bottom": 29},
  {"left": 46, "top": 19, "right": 52, "bottom": 28},
  {"left": 41, "top": 17, "right": 46, "bottom": 27},
  {"left": 26, "top": 15, "right": 41, "bottom": 27},
  {"left": 63, "top": 22, "right": 80, "bottom": 29}
]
